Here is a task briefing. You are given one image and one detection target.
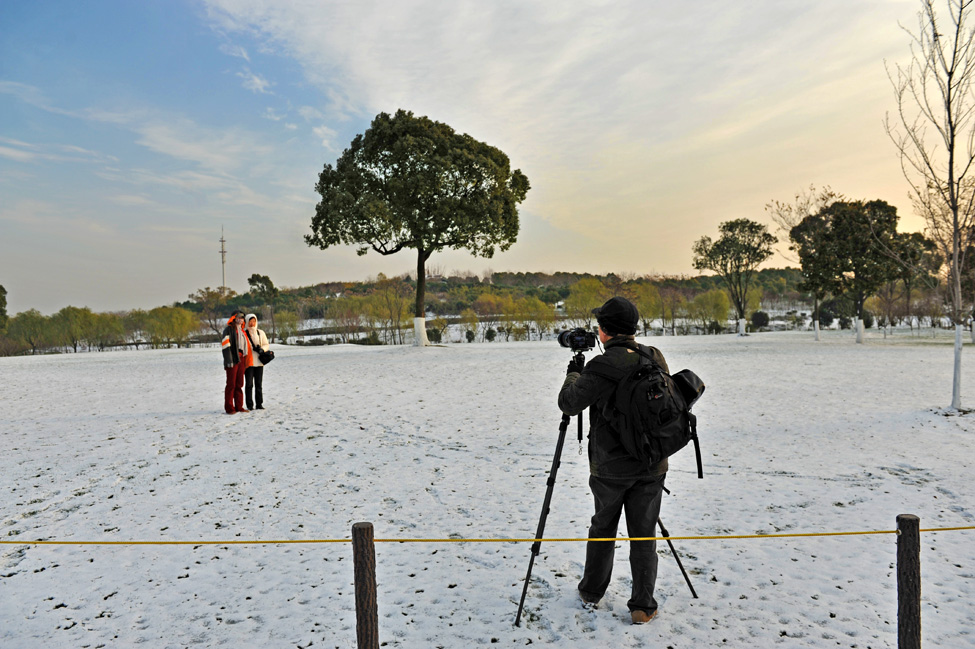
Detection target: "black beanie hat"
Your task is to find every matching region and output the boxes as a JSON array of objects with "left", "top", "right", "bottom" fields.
[{"left": 591, "top": 296, "right": 639, "bottom": 335}]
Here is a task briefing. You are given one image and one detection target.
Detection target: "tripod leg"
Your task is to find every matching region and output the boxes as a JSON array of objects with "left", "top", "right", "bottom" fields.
[
  {"left": 658, "top": 518, "right": 698, "bottom": 599},
  {"left": 515, "top": 413, "right": 571, "bottom": 627}
]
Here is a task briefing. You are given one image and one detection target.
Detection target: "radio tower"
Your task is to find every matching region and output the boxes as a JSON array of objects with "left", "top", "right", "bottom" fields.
[{"left": 219, "top": 227, "right": 227, "bottom": 293}]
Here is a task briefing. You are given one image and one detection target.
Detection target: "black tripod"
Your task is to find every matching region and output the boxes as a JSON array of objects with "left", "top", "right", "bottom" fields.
[
  {"left": 514, "top": 353, "right": 696, "bottom": 626},
  {"left": 514, "top": 409, "right": 574, "bottom": 627}
]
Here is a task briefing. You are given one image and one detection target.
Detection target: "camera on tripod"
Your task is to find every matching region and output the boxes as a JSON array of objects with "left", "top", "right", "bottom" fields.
[{"left": 557, "top": 327, "right": 596, "bottom": 352}]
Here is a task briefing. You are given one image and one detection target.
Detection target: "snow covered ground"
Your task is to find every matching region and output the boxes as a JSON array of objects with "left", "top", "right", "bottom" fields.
[{"left": 2, "top": 331, "right": 974, "bottom": 648}]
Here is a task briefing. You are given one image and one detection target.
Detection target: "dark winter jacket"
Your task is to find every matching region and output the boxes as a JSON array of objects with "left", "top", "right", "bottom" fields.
[
  {"left": 221, "top": 317, "right": 252, "bottom": 369},
  {"left": 559, "top": 337, "right": 670, "bottom": 478}
]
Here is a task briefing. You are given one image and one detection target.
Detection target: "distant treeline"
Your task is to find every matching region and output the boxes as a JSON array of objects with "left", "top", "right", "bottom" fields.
[
  {"left": 0, "top": 266, "right": 961, "bottom": 355},
  {"left": 174, "top": 267, "right": 809, "bottom": 320},
  {"left": 0, "top": 269, "right": 811, "bottom": 355}
]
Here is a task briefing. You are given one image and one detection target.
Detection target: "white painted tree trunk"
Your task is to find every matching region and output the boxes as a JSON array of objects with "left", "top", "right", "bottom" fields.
[
  {"left": 413, "top": 317, "right": 430, "bottom": 347},
  {"left": 856, "top": 319, "right": 864, "bottom": 344},
  {"left": 952, "top": 324, "right": 963, "bottom": 410},
  {"left": 813, "top": 319, "right": 820, "bottom": 341},
  {"left": 738, "top": 318, "right": 747, "bottom": 336}
]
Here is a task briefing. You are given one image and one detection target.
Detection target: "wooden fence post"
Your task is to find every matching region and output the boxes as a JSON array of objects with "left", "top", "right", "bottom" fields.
[
  {"left": 896, "top": 514, "right": 921, "bottom": 649},
  {"left": 352, "top": 522, "right": 379, "bottom": 649}
]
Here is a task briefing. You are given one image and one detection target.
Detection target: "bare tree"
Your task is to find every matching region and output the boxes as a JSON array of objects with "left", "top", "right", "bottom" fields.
[
  {"left": 765, "top": 185, "right": 843, "bottom": 263},
  {"left": 886, "top": 0, "right": 975, "bottom": 409},
  {"left": 190, "top": 286, "right": 237, "bottom": 336}
]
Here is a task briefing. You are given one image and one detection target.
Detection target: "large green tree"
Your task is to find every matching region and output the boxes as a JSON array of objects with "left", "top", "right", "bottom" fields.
[
  {"left": 306, "top": 109, "right": 530, "bottom": 346},
  {"left": 822, "top": 201, "right": 903, "bottom": 341},
  {"left": 692, "top": 219, "right": 777, "bottom": 331},
  {"left": 8, "top": 309, "right": 48, "bottom": 354},
  {"left": 52, "top": 306, "right": 94, "bottom": 353},
  {"left": 789, "top": 212, "right": 834, "bottom": 339},
  {"left": 792, "top": 200, "right": 903, "bottom": 343}
]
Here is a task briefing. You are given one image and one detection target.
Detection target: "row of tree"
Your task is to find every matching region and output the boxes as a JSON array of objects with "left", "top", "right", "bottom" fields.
[
  {"left": 690, "top": 199, "right": 949, "bottom": 343},
  {"left": 0, "top": 306, "right": 200, "bottom": 356},
  {"left": 4, "top": 259, "right": 966, "bottom": 355}
]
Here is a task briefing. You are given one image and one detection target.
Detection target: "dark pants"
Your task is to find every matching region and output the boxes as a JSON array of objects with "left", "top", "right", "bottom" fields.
[
  {"left": 578, "top": 473, "right": 665, "bottom": 613},
  {"left": 224, "top": 362, "right": 246, "bottom": 413},
  {"left": 245, "top": 365, "right": 264, "bottom": 409}
]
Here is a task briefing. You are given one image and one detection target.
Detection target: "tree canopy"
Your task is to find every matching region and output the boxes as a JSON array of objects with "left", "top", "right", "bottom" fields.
[
  {"left": 819, "top": 200, "right": 903, "bottom": 319},
  {"left": 306, "top": 109, "right": 530, "bottom": 344},
  {"left": 789, "top": 211, "right": 834, "bottom": 315},
  {"left": 248, "top": 274, "right": 278, "bottom": 304},
  {"left": 692, "top": 218, "right": 777, "bottom": 320}
]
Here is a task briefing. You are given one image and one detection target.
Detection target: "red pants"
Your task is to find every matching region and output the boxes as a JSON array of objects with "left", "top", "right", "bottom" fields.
[{"left": 224, "top": 362, "right": 247, "bottom": 413}]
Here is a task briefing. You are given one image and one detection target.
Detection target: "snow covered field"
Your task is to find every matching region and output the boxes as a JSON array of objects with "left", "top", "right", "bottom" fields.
[{"left": 2, "top": 331, "right": 974, "bottom": 648}]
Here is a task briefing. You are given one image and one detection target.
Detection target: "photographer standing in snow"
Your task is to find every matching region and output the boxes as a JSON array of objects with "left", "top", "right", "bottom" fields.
[{"left": 558, "top": 296, "right": 669, "bottom": 625}]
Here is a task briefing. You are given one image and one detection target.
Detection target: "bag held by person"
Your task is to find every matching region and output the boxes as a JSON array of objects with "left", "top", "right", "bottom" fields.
[
  {"left": 245, "top": 329, "right": 275, "bottom": 365},
  {"left": 598, "top": 346, "right": 705, "bottom": 477}
]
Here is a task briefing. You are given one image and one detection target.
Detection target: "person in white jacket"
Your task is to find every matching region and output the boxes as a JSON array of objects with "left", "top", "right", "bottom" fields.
[{"left": 244, "top": 314, "right": 270, "bottom": 410}]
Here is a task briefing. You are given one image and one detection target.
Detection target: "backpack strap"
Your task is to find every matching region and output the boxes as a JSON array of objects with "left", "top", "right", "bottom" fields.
[
  {"left": 245, "top": 329, "right": 262, "bottom": 354},
  {"left": 619, "top": 343, "right": 663, "bottom": 371},
  {"left": 584, "top": 344, "right": 660, "bottom": 381}
]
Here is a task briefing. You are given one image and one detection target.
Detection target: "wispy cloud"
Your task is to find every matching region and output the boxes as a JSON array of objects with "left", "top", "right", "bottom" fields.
[
  {"left": 0, "top": 84, "right": 292, "bottom": 210},
  {"left": 237, "top": 67, "right": 274, "bottom": 94},
  {"left": 312, "top": 124, "right": 338, "bottom": 149},
  {"left": 298, "top": 106, "right": 324, "bottom": 122},
  {"left": 0, "top": 136, "right": 118, "bottom": 165},
  {"left": 0, "top": 144, "right": 37, "bottom": 163},
  {"left": 199, "top": 1, "right": 913, "bottom": 246},
  {"left": 220, "top": 42, "right": 250, "bottom": 61},
  {"left": 0, "top": 80, "right": 52, "bottom": 108},
  {"left": 107, "top": 194, "right": 155, "bottom": 206}
]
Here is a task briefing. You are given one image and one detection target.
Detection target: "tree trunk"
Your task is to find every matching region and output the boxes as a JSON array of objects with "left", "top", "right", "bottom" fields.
[
  {"left": 813, "top": 296, "right": 820, "bottom": 341},
  {"left": 953, "top": 324, "right": 963, "bottom": 410},
  {"left": 856, "top": 319, "right": 864, "bottom": 344},
  {"left": 738, "top": 318, "right": 747, "bottom": 336},
  {"left": 413, "top": 250, "right": 430, "bottom": 347}
]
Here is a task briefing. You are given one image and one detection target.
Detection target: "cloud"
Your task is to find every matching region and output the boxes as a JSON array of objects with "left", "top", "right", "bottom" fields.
[
  {"left": 0, "top": 145, "right": 37, "bottom": 163},
  {"left": 237, "top": 67, "right": 274, "bottom": 94},
  {"left": 298, "top": 105, "right": 324, "bottom": 122},
  {"left": 312, "top": 124, "right": 338, "bottom": 149},
  {"left": 0, "top": 80, "right": 52, "bottom": 108},
  {"left": 131, "top": 119, "right": 274, "bottom": 175},
  {"left": 0, "top": 136, "right": 118, "bottom": 165},
  {"left": 219, "top": 42, "right": 250, "bottom": 61},
  {"left": 2, "top": 82, "right": 294, "bottom": 214},
  {"left": 0, "top": 198, "right": 117, "bottom": 237},
  {"left": 198, "top": 2, "right": 908, "bottom": 180},
  {"left": 108, "top": 194, "right": 155, "bottom": 206}
]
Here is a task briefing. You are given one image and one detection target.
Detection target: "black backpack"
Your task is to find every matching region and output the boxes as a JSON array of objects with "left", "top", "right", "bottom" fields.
[{"left": 591, "top": 345, "right": 705, "bottom": 478}]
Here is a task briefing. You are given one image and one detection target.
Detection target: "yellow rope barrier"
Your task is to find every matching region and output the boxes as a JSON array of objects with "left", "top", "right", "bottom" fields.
[{"left": 1, "top": 525, "right": 972, "bottom": 546}]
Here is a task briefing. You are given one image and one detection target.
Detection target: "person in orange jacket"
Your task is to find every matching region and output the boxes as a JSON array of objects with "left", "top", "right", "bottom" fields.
[{"left": 221, "top": 310, "right": 253, "bottom": 414}]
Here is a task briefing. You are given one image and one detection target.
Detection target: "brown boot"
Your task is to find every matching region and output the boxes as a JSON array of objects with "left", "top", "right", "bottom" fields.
[{"left": 631, "top": 609, "right": 657, "bottom": 625}]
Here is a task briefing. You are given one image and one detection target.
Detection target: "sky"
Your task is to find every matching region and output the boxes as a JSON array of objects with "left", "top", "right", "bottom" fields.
[{"left": 0, "top": 0, "right": 926, "bottom": 314}]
